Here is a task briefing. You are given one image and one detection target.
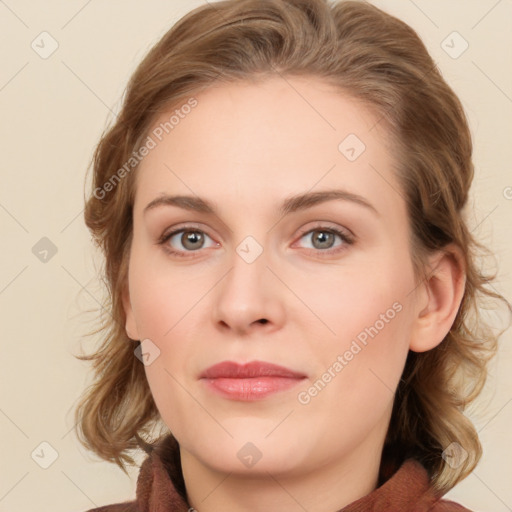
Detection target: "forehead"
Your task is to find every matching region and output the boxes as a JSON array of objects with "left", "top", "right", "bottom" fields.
[{"left": 133, "top": 76, "right": 402, "bottom": 218}]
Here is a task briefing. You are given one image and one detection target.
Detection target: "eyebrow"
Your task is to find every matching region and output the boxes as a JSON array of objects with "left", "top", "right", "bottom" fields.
[{"left": 143, "top": 189, "right": 379, "bottom": 217}]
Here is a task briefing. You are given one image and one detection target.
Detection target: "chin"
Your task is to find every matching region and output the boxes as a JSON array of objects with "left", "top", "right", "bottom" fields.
[
  {"left": 181, "top": 420, "right": 312, "bottom": 476},
  {"left": 203, "top": 444, "right": 305, "bottom": 476}
]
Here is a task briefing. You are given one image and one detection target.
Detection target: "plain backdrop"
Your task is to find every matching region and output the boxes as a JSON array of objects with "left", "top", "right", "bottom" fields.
[{"left": 0, "top": 1, "right": 511, "bottom": 511}]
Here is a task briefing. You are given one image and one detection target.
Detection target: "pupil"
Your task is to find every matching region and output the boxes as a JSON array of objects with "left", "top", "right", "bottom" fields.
[
  {"left": 183, "top": 231, "right": 203, "bottom": 249},
  {"left": 314, "top": 231, "right": 333, "bottom": 249}
]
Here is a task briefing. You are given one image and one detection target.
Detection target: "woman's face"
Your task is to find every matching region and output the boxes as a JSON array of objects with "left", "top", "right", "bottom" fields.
[{"left": 124, "top": 76, "right": 423, "bottom": 476}]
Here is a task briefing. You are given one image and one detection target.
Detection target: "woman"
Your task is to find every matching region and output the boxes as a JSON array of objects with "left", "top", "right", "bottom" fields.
[{"left": 74, "top": 0, "right": 510, "bottom": 510}]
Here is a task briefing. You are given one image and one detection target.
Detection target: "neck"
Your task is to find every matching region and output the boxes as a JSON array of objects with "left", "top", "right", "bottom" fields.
[{"left": 180, "top": 439, "right": 383, "bottom": 512}]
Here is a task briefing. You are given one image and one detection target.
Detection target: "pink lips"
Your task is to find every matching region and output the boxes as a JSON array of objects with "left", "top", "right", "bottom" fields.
[{"left": 200, "top": 361, "right": 306, "bottom": 401}]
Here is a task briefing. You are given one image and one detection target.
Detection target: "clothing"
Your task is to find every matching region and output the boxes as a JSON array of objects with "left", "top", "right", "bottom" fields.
[{"left": 85, "top": 434, "right": 472, "bottom": 512}]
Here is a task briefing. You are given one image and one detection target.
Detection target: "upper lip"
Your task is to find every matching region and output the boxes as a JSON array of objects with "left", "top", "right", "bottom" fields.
[{"left": 200, "top": 360, "right": 306, "bottom": 379}]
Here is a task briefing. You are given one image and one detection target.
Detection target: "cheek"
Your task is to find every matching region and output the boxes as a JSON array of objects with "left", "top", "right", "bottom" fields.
[
  {"left": 298, "top": 298, "right": 412, "bottom": 436},
  {"left": 127, "top": 252, "right": 213, "bottom": 405},
  {"left": 299, "top": 253, "right": 415, "bottom": 397},
  {"left": 300, "top": 255, "right": 412, "bottom": 345},
  {"left": 128, "top": 248, "right": 211, "bottom": 340},
  {"left": 129, "top": 261, "right": 207, "bottom": 432},
  {"left": 142, "top": 353, "right": 200, "bottom": 443}
]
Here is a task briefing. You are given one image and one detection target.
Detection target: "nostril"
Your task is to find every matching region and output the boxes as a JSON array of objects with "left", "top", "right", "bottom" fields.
[{"left": 258, "top": 319, "right": 269, "bottom": 324}]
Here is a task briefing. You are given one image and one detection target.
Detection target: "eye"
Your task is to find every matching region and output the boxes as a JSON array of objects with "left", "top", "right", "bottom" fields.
[
  {"left": 158, "top": 227, "right": 218, "bottom": 257},
  {"left": 157, "top": 224, "right": 354, "bottom": 259},
  {"left": 295, "top": 226, "right": 354, "bottom": 254}
]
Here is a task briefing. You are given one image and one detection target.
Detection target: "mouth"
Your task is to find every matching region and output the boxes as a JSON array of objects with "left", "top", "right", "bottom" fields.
[{"left": 199, "top": 360, "right": 307, "bottom": 401}]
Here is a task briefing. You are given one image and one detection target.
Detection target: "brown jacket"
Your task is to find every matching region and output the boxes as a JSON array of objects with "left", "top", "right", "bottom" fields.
[{"left": 86, "top": 435, "right": 471, "bottom": 512}]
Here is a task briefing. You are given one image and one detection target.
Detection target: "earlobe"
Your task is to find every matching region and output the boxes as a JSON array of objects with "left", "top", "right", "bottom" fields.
[
  {"left": 122, "top": 284, "right": 140, "bottom": 341},
  {"left": 409, "top": 244, "right": 466, "bottom": 353}
]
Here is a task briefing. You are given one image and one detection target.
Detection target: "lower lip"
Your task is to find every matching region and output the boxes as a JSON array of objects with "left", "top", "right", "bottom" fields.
[{"left": 201, "top": 376, "right": 305, "bottom": 401}]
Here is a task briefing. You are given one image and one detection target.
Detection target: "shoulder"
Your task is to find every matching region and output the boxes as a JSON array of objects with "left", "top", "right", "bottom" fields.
[
  {"left": 84, "top": 501, "right": 139, "bottom": 511},
  {"left": 429, "top": 497, "right": 473, "bottom": 511},
  {"left": 377, "top": 458, "right": 474, "bottom": 512}
]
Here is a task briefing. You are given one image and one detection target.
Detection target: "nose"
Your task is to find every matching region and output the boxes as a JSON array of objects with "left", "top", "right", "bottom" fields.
[{"left": 212, "top": 243, "right": 286, "bottom": 337}]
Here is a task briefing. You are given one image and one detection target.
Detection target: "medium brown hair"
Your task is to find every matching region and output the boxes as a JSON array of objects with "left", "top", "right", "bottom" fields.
[{"left": 74, "top": 0, "right": 511, "bottom": 494}]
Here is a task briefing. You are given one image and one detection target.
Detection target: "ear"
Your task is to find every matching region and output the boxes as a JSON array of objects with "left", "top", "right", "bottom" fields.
[
  {"left": 122, "top": 283, "right": 140, "bottom": 341},
  {"left": 409, "top": 243, "right": 466, "bottom": 353}
]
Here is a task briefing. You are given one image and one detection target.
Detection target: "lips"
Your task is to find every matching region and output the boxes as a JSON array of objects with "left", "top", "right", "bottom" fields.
[
  {"left": 200, "top": 360, "right": 306, "bottom": 401},
  {"left": 200, "top": 360, "right": 306, "bottom": 379}
]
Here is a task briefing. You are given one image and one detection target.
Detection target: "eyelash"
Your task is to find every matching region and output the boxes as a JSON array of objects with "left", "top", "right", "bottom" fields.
[{"left": 157, "top": 224, "right": 355, "bottom": 259}]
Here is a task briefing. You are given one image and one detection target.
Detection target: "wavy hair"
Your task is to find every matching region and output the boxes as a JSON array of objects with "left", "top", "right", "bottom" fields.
[{"left": 74, "top": 0, "right": 511, "bottom": 494}]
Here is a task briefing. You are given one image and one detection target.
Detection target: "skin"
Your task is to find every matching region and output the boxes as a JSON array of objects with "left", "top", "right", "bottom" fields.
[{"left": 123, "top": 76, "right": 465, "bottom": 512}]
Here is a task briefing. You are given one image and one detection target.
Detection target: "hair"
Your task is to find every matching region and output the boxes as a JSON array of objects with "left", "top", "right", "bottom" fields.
[{"left": 74, "top": 0, "right": 511, "bottom": 495}]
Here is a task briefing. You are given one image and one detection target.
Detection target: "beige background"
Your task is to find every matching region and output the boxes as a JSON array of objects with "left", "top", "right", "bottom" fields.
[{"left": 0, "top": 1, "right": 511, "bottom": 511}]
